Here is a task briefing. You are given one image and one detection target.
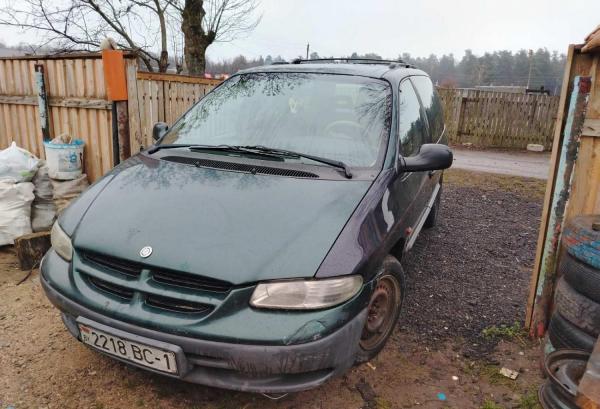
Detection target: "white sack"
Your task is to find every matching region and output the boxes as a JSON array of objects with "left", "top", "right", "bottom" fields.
[
  {"left": 0, "top": 142, "right": 40, "bottom": 183},
  {"left": 0, "top": 180, "right": 35, "bottom": 245},
  {"left": 31, "top": 162, "right": 57, "bottom": 232},
  {"left": 52, "top": 174, "right": 89, "bottom": 214}
]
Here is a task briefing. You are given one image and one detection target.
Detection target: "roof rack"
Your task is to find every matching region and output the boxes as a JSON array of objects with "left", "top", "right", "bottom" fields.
[{"left": 289, "top": 58, "right": 413, "bottom": 68}]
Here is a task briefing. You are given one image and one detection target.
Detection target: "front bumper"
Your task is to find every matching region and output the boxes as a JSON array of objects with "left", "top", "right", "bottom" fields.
[{"left": 40, "top": 259, "right": 367, "bottom": 393}]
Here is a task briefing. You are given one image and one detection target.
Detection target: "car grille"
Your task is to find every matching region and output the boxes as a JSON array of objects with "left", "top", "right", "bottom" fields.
[
  {"left": 88, "top": 276, "right": 135, "bottom": 299},
  {"left": 153, "top": 269, "right": 231, "bottom": 292},
  {"left": 82, "top": 252, "right": 142, "bottom": 277},
  {"left": 77, "top": 251, "right": 230, "bottom": 316},
  {"left": 145, "top": 294, "right": 212, "bottom": 314}
]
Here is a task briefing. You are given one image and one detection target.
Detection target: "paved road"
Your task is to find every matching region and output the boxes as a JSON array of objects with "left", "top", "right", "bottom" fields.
[{"left": 451, "top": 147, "right": 551, "bottom": 179}]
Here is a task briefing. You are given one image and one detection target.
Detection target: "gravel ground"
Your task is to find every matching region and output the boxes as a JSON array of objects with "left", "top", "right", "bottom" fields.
[{"left": 401, "top": 170, "right": 543, "bottom": 356}]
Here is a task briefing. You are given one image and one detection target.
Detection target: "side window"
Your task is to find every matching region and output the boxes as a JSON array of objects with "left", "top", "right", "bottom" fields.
[
  {"left": 398, "top": 80, "right": 426, "bottom": 157},
  {"left": 411, "top": 76, "right": 445, "bottom": 141}
]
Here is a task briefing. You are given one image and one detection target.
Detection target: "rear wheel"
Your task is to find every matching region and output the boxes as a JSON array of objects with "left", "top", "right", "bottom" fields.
[{"left": 356, "top": 256, "right": 405, "bottom": 363}]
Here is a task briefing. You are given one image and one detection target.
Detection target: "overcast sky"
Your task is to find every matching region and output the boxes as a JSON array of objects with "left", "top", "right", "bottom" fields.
[
  {"left": 1, "top": 0, "right": 599, "bottom": 61},
  {"left": 206, "top": 0, "right": 600, "bottom": 61}
]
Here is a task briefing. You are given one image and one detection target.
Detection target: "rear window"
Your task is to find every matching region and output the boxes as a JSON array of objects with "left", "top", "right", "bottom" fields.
[
  {"left": 410, "top": 76, "right": 445, "bottom": 141},
  {"left": 161, "top": 73, "right": 392, "bottom": 168}
]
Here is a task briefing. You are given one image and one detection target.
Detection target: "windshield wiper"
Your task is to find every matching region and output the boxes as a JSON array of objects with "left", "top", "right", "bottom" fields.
[
  {"left": 238, "top": 145, "right": 353, "bottom": 178},
  {"left": 148, "top": 143, "right": 353, "bottom": 178},
  {"left": 147, "top": 144, "right": 281, "bottom": 160},
  {"left": 147, "top": 143, "right": 195, "bottom": 154}
]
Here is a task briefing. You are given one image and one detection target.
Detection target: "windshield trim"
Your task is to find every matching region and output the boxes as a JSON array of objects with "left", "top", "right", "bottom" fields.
[{"left": 156, "top": 72, "right": 393, "bottom": 172}]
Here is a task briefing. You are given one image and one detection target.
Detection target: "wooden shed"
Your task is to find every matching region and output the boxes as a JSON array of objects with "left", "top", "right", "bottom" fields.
[{"left": 527, "top": 42, "right": 600, "bottom": 335}]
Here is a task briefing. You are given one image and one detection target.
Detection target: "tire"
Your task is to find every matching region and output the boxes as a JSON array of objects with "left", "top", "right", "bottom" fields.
[
  {"left": 561, "top": 215, "right": 600, "bottom": 270},
  {"left": 559, "top": 251, "right": 600, "bottom": 303},
  {"left": 539, "top": 383, "right": 578, "bottom": 409},
  {"left": 424, "top": 182, "right": 442, "bottom": 229},
  {"left": 355, "top": 255, "right": 406, "bottom": 363},
  {"left": 554, "top": 278, "right": 600, "bottom": 337},
  {"left": 547, "top": 312, "right": 595, "bottom": 352}
]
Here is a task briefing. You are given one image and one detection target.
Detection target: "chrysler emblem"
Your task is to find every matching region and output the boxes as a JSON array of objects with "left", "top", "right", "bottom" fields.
[{"left": 139, "top": 246, "right": 153, "bottom": 258}]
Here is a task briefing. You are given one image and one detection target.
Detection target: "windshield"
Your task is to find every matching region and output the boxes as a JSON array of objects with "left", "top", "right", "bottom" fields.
[{"left": 160, "top": 72, "right": 392, "bottom": 168}]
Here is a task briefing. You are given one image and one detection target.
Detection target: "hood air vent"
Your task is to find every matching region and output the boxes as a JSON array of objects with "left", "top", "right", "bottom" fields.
[{"left": 161, "top": 156, "right": 319, "bottom": 178}]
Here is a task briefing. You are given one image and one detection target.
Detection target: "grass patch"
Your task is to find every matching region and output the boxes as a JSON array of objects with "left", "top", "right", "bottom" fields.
[
  {"left": 518, "top": 391, "right": 541, "bottom": 409},
  {"left": 482, "top": 322, "right": 523, "bottom": 339},
  {"left": 480, "top": 364, "right": 517, "bottom": 388},
  {"left": 481, "top": 400, "right": 504, "bottom": 409},
  {"left": 444, "top": 168, "right": 546, "bottom": 200},
  {"left": 375, "top": 397, "right": 392, "bottom": 409},
  {"left": 482, "top": 322, "right": 528, "bottom": 345}
]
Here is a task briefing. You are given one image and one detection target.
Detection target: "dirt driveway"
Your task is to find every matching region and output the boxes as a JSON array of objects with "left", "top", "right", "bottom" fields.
[
  {"left": 0, "top": 169, "right": 546, "bottom": 409},
  {"left": 452, "top": 148, "right": 550, "bottom": 180}
]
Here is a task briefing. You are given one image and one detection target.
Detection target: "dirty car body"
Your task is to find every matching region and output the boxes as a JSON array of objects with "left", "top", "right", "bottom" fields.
[{"left": 40, "top": 59, "right": 452, "bottom": 393}]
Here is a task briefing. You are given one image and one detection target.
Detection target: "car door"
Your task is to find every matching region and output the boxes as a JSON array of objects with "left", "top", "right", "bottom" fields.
[
  {"left": 387, "top": 79, "right": 431, "bottom": 250},
  {"left": 409, "top": 76, "right": 440, "bottom": 212}
]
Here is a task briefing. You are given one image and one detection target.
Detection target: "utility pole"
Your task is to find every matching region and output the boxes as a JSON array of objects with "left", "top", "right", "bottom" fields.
[
  {"left": 306, "top": 43, "right": 310, "bottom": 59},
  {"left": 526, "top": 49, "right": 534, "bottom": 89}
]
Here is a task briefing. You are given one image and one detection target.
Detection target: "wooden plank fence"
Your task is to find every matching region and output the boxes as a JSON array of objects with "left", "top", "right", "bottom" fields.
[
  {"left": 437, "top": 88, "right": 560, "bottom": 149},
  {"left": 1, "top": 54, "right": 562, "bottom": 184},
  {"left": 128, "top": 72, "right": 221, "bottom": 153},
  {"left": 0, "top": 53, "right": 132, "bottom": 181}
]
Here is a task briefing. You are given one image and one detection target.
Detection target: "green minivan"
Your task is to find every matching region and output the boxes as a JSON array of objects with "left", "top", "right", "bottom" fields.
[{"left": 41, "top": 58, "right": 452, "bottom": 393}]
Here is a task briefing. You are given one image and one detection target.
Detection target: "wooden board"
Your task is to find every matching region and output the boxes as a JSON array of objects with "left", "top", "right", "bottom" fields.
[{"left": 526, "top": 45, "right": 600, "bottom": 333}]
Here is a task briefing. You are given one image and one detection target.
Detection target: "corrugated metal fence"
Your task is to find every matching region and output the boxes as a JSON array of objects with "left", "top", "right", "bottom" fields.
[
  {"left": 0, "top": 53, "right": 123, "bottom": 181},
  {"left": 438, "top": 88, "right": 560, "bottom": 149}
]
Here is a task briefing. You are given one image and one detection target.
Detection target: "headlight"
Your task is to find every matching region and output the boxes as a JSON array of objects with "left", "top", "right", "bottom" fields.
[
  {"left": 250, "top": 275, "right": 363, "bottom": 310},
  {"left": 51, "top": 221, "right": 73, "bottom": 261}
]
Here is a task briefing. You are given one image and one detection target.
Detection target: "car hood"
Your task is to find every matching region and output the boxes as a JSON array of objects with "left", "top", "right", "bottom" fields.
[{"left": 72, "top": 155, "right": 372, "bottom": 285}]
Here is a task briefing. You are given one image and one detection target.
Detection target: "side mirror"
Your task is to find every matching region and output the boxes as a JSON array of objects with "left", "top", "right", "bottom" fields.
[
  {"left": 400, "top": 144, "right": 453, "bottom": 172},
  {"left": 152, "top": 122, "right": 169, "bottom": 142}
]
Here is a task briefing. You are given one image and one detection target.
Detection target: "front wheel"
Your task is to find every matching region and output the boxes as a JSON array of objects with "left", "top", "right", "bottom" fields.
[
  {"left": 424, "top": 181, "right": 443, "bottom": 229},
  {"left": 356, "top": 255, "right": 405, "bottom": 363}
]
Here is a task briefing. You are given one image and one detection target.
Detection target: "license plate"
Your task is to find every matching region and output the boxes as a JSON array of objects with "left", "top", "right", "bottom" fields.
[{"left": 78, "top": 324, "right": 178, "bottom": 374}]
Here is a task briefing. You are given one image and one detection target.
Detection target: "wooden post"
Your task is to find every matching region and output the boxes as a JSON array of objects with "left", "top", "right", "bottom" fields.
[
  {"left": 528, "top": 76, "right": 590, "bottom": 336},
  {"left": 526, "top": 45, "right": 597, "bottom": 333},
  {"left": 102, "top": 50, "right": 131, "bottom": 164},
  {"left": 34, "top": 64, "right": 52, "bottom": 142},
  {"left": 116, "top": 101, "right": 131, "bottom": 161},
  {"left": 14, "top": 232, "right": 51, "bottom": 270},
  {"left": 125, "top": 58, "right": 142, "bottom": 154},
  {"left": 455, "top": 90, "right": 467, "bottom": 143},
  {"left": 577, "top": 337, "right": 600, "bottom": 407}
]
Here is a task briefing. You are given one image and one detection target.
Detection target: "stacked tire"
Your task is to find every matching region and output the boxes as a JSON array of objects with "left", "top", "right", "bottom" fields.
[{"left": 547, "top": 215, "right": 600, "bottom": 353}]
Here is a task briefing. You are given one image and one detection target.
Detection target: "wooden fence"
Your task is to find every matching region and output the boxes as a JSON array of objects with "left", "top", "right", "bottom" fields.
[
  {"left": 437, "top": 88, "right": 560, "bottom": 149},
  {"left": 0, "top": 53, "right": 137, "bottom": 181},
  {"left": 1, "top": 54, "right": 562, "bottom": 183},
  {"left": 128, "top": 72, "right": 221, "bottom": 153},
  {"left": 0, "top": 53, "right": 219, "bottom": 181}
]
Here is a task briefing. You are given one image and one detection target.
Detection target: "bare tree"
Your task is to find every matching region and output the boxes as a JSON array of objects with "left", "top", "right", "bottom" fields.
[
  {"left": 0, "top": 0, "right": 177, "bottom": 72},
  {"left": 177, "top": 0, "right": 261, "bottom": 75},
  {"left": 0, "top": 0, "right": 261, "bottom": 74}
]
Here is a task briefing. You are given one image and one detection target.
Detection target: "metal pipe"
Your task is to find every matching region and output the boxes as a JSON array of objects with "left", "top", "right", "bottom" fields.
[{"left": 34, "top": 64, "right": 51, "bottom": 142}]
